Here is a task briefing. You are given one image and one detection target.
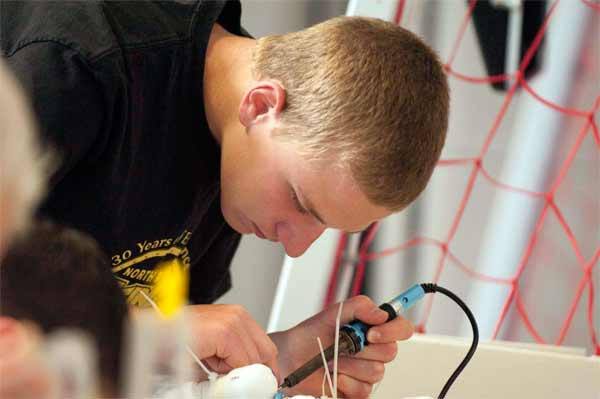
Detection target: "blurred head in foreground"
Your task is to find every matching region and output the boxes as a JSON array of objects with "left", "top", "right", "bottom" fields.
[{"left": 0, "top": 221, "right": 128, "bottom": 395}]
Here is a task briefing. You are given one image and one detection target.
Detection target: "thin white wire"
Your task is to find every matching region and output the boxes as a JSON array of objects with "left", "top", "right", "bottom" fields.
[
  {"left": 372, "top": 381, "right": 382, "bottom": 395},
  {"left": 317, "top": 337, "right": 335, "bottom": 397},
  {"left": 139, "top": 290, "right": 217, "bottom": 381},
  {"left": 333, "top": 302, "right": 343, "bottom": 399}
]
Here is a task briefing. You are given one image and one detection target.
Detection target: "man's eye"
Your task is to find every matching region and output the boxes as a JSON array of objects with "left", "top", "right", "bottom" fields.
[{"left": 290, "top": 189, "right": 308, "bottom": 215}]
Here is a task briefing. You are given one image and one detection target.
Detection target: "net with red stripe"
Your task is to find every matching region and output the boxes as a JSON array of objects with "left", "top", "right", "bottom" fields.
[{"left": 325, "top": 0, "right": 599, "bottom": 354}]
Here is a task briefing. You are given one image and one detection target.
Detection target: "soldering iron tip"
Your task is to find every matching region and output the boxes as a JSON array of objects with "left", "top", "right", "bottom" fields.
[{"left": 278, "top": 379, "right": 290, "bottom": 389}]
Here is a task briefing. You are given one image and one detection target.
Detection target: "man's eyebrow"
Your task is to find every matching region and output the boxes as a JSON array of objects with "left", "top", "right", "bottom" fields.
[
  {"left": 298, "top": 188, "right": 327, "bottom": 225},
  {"left": 298, "top": 189, "right": 368, "bottom": 234}
]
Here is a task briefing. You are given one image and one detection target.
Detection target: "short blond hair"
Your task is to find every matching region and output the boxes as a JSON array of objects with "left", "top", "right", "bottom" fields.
[{"left": 253, "top": 17, "right": 449, "bottom": 211}]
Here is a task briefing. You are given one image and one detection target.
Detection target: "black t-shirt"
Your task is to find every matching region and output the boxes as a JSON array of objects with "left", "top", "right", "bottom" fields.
[{"left": 1, "top": 0, "right": 245, "bottom": 305}]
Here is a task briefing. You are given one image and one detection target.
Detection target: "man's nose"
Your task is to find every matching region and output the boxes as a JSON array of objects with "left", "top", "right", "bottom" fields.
[{"left": 290, "top": 222, "right": 326, "bottom": 257}]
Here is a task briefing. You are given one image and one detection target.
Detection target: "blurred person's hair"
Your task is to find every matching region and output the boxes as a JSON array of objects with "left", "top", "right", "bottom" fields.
[
  {"left": 253, "top": 16, "right": 449, "bottom": 210},
  {"left": 0, "top": 221, "right": 128, "bottom": 395},
  {"left": 0, "top": 61, "right": 47, "bottom": 255}
]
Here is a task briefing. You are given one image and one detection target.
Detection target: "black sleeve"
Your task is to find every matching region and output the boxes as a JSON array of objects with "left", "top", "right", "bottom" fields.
[
  {"left": 188, "top": 225, "right": 241, "bottom": 304},
  {"left": 217, "top": 0, "right": 253, "bottom": 38},
  {"left": 4, "top": 42, "right": 106, "bottom": 186}
]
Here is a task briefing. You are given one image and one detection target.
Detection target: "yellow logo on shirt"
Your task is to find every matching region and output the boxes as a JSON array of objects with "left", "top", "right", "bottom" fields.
[{"left": 111, "top": 230, "right": 192, "bottom": 306}]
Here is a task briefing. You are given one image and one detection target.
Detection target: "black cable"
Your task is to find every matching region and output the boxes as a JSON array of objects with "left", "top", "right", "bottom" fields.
[{"left": 420, "top": 283, "right": 479, "bottom": 399}]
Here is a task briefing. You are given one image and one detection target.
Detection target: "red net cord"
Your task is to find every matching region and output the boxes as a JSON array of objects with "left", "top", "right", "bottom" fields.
[
  {"left": 394, "top": 0, "right": 406, "bottom": 25},
  {"left": 327, "top": 0, "right": 599, "bottom": 353}
]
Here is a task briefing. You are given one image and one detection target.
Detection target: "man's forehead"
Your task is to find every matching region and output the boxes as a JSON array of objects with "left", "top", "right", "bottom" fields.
[{"left": 278, "top": 141, "right": 390, "bottom": 229}]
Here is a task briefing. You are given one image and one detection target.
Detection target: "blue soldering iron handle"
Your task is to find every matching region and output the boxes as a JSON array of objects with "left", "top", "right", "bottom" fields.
[{"left": 344, "top": 284, "right": 425, "bottom": 352}]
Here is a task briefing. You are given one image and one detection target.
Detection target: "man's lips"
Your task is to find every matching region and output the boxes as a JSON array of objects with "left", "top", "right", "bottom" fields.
[{"left": 251, "top": 222, "right": 266, "bottom": 239}]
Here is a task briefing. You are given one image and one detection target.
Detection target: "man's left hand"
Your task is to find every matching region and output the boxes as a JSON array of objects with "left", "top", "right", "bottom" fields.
[{"left": 270, "top": 295, "right": 413, "bottom": 398}]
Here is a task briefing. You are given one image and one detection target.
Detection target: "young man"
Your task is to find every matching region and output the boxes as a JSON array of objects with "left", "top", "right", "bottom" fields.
[
  {"left": 0, "top": 221, "right": 129, "bottom": 397},
  {"left": 2, "top": 1, "right": 448, "bottom": 396}
]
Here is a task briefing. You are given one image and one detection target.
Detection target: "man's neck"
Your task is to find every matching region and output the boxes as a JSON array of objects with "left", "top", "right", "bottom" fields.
[{"left": 203, "top": 24, "right": 256, "bottom": 145}]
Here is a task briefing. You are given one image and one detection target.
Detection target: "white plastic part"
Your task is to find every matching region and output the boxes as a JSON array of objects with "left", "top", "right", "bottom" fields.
[
  {"left": 140, "top": 290, "right": 218, "bottom": 381},
  {"left": 206, "top": 364, "right": 278, "bottom": 398},
  {"left": 44, "top": 329, "right": 99, "bottom": 399},
  {"left": 157, "top": 362, "right": 439, "bottom": 399},
  {"left": 158, "top": 381, "right": 201, "bottom": 399},
  {"left": 123, "top": 310, "right": 194, "bottom": 399},
  {"left": 157, "top": 364, "right": 277, "bottom": 399}
]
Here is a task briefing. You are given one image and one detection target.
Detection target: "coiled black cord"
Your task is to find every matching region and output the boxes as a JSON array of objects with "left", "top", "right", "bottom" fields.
[{"left": 420, "top": 283, "right": 479, "bottom": 399}]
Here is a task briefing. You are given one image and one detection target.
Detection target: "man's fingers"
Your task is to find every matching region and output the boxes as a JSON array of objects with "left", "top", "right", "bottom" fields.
[
  {"left": 336, "top": 373, "right": 373, "bottom": 399},
  {"left": 267, "top": 358, "right": 281, "bottom": 382},
  {"left": 227, "top": 306, "right": 279, "bottom": 372},
  {"left": 236, "top": 309, "right": 279, "bottom": 366},
  {"left": 305, "top": 295, "right": 389, "bottom": 332},
  {"left": 341, "top": 296, "right": 388, "bottom": 326},
  {"left": 232, "top": 322, "right": 263, "bottom": 365},
  {"left": 335, "top": 357, "right": 385, "bottom": 385},
  {"left": 215, "top": 324, "right": 258, "bottom": 369},
  {"left": 354, "top": 342, "right": 398, "bottom": 363},
  {"left": 256, "top": 334, "right": 278, "bottom": 366},
  {"left": 243, "top": 330, "right": 279, "bottom": 378},
  {"left": 187, "top": 304, "right": 278, "bottom": 375},
  {"left": 366, "top": 317, "right": 414, "bottom": 343},
  {"left": 204, "top": 356, "right": 234, "bottom": 374}
]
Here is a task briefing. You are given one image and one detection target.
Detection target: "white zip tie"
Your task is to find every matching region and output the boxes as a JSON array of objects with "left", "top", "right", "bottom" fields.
[
  {"left": 317, "top": 337, "right": 335, "bottom": 397},
  {"left": 185, "top": 346, "right": 217, "bottom": 382},
  {"left": 139, "top": 290, "right": 218, "bottom": 381},
  {"left": 333, "top": 302, "right": 343, "bottom": 399},
  {"left": 139, "top": 289, "right": 161, "bottom": 313}
]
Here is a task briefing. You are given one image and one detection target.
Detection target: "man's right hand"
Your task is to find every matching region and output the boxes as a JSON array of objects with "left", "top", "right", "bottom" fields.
[{"left": 185, "top": 304, "right": 279, "bottom": 378}]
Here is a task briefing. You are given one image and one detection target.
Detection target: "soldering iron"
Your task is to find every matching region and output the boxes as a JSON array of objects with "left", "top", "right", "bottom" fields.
[{"left": 277, "top": 283, "right": 479, "bottom": 399}]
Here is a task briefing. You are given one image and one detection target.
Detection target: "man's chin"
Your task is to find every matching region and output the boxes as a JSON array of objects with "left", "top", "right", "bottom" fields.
[
  {"left": 283, "top": 245, "right": 308, "bottom": 258},
  {"left": 221, "top": 208, "right": 250, "bottom": 235}
]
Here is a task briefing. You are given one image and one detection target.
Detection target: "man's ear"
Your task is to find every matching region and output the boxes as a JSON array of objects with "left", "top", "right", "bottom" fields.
[{"left": 239, "top": 80, "right": 286, "bottom": 128}]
